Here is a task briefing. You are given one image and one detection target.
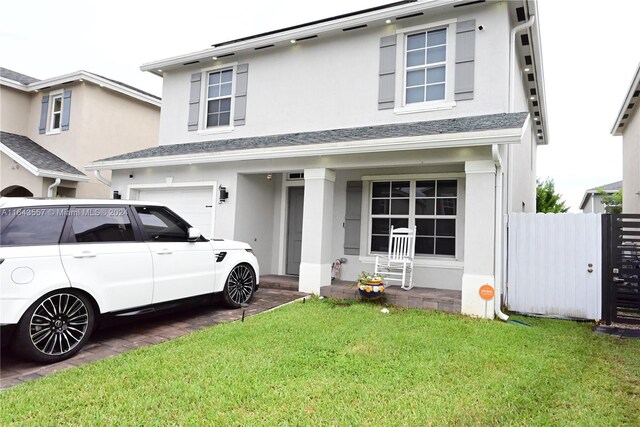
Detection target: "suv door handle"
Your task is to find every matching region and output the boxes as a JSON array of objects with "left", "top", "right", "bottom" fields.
[
  {"left": 73, "top": 251, "right": 96, "bottom": 259},
  {"left": 157, "top": 249, "right": 173, "bottom": 255}
]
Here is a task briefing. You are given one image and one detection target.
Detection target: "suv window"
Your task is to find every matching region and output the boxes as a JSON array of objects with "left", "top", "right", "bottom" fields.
[
  {"left": 135, "top": 206, "right": 189, "bottom": 242},
  {"left": 0, "top": 206, "right": 68, "bottom": 246},
  {"left": 67, "top": 207, "right": 135, "bottom": 243}
]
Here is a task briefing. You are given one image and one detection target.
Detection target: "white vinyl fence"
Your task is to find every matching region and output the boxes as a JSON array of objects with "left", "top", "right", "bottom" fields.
[{"left": 507, "top": 213, "right": 602, "bottom": 320}]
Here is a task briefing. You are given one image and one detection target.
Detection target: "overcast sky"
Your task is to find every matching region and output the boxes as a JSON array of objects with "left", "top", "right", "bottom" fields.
[{"left": 1, "top": 0, "right": 638, "bottom": 211}]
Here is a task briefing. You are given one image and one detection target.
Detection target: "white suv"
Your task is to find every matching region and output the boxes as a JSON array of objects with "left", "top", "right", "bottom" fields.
[{"left": 0, "top": 198, "right": 259, "bottom": 363}]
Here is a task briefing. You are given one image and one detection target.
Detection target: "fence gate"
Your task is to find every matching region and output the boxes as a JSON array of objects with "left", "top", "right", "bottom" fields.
[
  {"left": 507, "top": 213, "right": 602, "bottom": 320},
  {"left": 602, "top": 214, "right": 640, "bottom": 324}
]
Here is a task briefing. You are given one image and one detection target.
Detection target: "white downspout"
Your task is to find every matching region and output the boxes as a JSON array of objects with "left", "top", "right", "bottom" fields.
[
  {"left": 492, "top": 145, "right": 509, "bottom": 321},
  {"left": 47, "top": 178, "right": 61, "bottom": 198},
  {"left": 493, "top": 14, "right": 536, "bottom": 322},
  {"left": 94, "top": 170, "right": 112, "bottom": 187}
]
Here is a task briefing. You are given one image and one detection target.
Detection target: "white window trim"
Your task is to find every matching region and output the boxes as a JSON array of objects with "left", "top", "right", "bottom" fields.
[
  {"left": 46, "top": 90, "right": 64, "bottom": 135},
  {"left": 197, "top": 62, "right": 237, "bottom": 135},
  {"left": 393, "top": 19, "right": 457, "bottom": 115},
  {"left": 366, "top": 178, "right": 461, "bottom": 259}
]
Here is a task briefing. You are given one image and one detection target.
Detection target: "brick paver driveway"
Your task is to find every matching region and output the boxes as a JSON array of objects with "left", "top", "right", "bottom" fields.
[{"left": 0, "top": 288, "right": 307, "bottom": 390}]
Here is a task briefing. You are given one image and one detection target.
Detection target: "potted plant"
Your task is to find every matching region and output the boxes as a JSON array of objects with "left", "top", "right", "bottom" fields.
[{"left": 356, "top": 272, "right": 385, "bottom": 299}]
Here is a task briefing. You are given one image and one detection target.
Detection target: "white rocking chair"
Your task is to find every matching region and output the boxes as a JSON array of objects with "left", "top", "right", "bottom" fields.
[{"left": 374, "top": 226, "right": 417, "bottom": 290}]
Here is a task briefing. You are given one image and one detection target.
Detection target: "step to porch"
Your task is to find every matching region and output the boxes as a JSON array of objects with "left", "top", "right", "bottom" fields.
[
  {"left": 320, "top": 283, "right": 462, "bottom": 313},
  {"left": 259, "top": 275, "right": 301, "bottom": 291}
]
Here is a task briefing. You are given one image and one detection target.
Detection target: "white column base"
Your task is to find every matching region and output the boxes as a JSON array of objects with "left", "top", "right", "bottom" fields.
[
  {"left": 461, "top": 274, "right": 495, "bottom": 319},
  {"left": 299, "top": 262, "right": 332, "bottom": 294}
]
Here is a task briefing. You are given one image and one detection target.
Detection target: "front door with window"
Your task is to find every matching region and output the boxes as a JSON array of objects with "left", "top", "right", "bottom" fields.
[{"left": 286, "top": 187, "right": 304, "bottom": 275}]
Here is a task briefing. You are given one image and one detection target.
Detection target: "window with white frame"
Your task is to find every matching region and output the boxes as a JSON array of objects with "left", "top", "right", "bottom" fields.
[
  {"left": 405, "top": 28, "right": 447, "bottom": 104},
  {"left": 370, "top": 179, "right": 457, "bottom": 256},
  {"left": 206, "top": 69, "right": 233, "bottom": 128},
  {"left": 50, "top": 94, "right": 63, "bottom": 132}
]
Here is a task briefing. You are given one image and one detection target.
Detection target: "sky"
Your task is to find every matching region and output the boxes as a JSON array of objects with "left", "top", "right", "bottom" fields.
[{"left": 1, "top": 0, "right": 638, "bottom": 211}]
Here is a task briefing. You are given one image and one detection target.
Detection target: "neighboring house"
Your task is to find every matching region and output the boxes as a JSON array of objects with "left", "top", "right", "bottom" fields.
[
  {"left": 0, "top": 68, "right": 161, "bottom": 198},
  {"left": 579, "top": 181, "right": 622, "bottom": 213},
  {"left": 89, "top": 0, "right": 548, "bottom": 319},
  {"left": 612, "top": 62, "right": 640, "bottom": 213}
]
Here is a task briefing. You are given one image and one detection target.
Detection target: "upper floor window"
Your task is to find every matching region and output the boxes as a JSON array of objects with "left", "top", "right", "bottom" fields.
[
  {"left": 405, "top": 28, "right": 447, "bottom": 104},
  {"left": 39, "top": 90, "right": 71, "bottom": 135},
  {"left": 50, "top": 94, "right": 63, "bottom": 132},
  {"left": 206, "top": 69, "right": 233, "bottom": 128}
]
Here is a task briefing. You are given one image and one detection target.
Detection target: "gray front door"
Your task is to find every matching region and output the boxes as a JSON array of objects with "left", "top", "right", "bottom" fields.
[{"left": 286, "top": 186, "right": 304, "bottom": 275}]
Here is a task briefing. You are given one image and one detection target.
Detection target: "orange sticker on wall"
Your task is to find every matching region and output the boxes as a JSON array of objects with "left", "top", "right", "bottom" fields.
[{"left": 479, "top": 284, "right": 495, "bottom": 301}]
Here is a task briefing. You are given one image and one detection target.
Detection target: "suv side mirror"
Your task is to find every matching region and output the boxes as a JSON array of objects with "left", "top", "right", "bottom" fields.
[{"left": 187, "top": 227, "right": 201, "bottom": 242}]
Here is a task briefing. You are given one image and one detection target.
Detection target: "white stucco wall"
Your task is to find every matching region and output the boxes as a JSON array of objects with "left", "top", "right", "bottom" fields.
[
  {"left": 158, "top": 2, "right": 513, "bottom": 145},
  {"left": 622, "top": 105, "right": 640, "bottom": 213}
]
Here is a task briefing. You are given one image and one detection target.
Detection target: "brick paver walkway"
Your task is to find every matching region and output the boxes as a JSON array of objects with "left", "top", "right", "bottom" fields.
[{"left": 0, "top": 288, "right": 307, "bottom": 390}]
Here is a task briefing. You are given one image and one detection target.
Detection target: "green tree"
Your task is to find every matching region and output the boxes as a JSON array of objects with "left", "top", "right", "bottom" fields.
[
  {"left": 536, "top": 178, "right": 569, "bottom": 213},
  {"left": 596, "top": 188, "right": 622, "bottom": 214}
]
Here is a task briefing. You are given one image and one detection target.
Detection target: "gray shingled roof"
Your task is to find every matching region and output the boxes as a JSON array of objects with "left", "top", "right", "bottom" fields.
[
  {"left": 0, "top": 67, "right": 40, "bottom": 85},
  {"left": 99, "top": 112, "right": 529, "bottom": 162},
  {"left": 586, "top": 181, "right": 622, "bottom": 192},
  {"left": 0, "top": 131, "right": 85, "bottom": 176}
]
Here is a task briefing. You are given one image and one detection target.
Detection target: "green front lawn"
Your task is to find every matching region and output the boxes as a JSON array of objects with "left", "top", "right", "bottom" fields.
[{"left": 2, "top": 298, "right": 639, "bottom": 425}]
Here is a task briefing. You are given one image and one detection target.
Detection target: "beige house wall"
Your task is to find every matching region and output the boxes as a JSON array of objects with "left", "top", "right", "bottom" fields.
[
  {"left": 2, "top": 81, "right": 160, "bottom": 198},
  {"left": 0, "top": 86, "right": 31, "bottom": 136},
  {"left": 0, "top": 152, "right": 47, "bottom": 196},
  {"left": 622, "top": 106, "right": 640, "bottom": 213}
]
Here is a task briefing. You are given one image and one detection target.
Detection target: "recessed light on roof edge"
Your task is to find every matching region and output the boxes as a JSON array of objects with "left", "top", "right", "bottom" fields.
[
  {"left": 290, "top": 39, "right": 296, "bottom": 44},
  {"left": 212, "top": 56, "right": 218, "bottom": 60},
  {"left": 385, "top": 19, "right": 392, "bottom": 24},
  {"left": 524, "top": 68, "right": 530, "bottom": 72}
]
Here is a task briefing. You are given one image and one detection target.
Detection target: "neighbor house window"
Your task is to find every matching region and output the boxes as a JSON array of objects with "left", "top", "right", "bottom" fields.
[
  {"left": 370, "top": 179, "right": 457, "bottom": 256},
  {"left": 50, "top": 94, "right": 63, "bottom": 131},
  {"left": 405, "top": 28, "right": 447, "bottom": 104},
  {"left": 206, "top": 69, "right": 233, "bottom": 127}
]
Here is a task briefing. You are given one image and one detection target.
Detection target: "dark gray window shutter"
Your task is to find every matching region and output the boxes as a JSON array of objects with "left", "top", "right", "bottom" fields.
[
  {"left": 344, "top": 181, "right": 363, "bottom": 255},
  {"left": 38, "top": 95, "right": 49, "bottom": 134},
  {"left": 378, "top": 36, "right": 396, "bottom": 110},
  {"left": 455, "top": 20, "right": 476, "bottom": 101},
  {"left": 234, "top": 63, "right": 249, "bottom": 126},
  {"left": 61, "top": 90, "right": 72, "bottom": 131},
  {"left": 188, "top": 73, "right": 201, "bottom": 131}
]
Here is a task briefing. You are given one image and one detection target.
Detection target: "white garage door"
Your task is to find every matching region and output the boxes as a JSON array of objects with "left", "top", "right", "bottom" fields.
[{"left": 136, "top": 187, "right": 215, "bottom": 238}]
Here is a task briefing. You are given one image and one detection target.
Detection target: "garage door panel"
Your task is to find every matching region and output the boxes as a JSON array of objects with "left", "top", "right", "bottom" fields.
[{"left": 137, "top": 187, "right": 214, "bottom": 238}]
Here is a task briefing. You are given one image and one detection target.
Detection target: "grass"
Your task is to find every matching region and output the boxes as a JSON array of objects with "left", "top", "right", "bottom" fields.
[{"left": 1, "top": 298, "right": 639, "bottom": 426}]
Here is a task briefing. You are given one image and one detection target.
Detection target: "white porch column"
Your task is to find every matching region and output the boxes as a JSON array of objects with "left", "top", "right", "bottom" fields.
[
  {"left": 299, "top": 168, "right": 335, "bottom": 294},
  {"left": 461, "top": 160, "right": 496, "bottom": 319}
]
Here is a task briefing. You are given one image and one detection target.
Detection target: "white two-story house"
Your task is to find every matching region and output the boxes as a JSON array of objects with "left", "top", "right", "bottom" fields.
[{"left": 89, "top": 0, "right": 548, "bottom": 319}]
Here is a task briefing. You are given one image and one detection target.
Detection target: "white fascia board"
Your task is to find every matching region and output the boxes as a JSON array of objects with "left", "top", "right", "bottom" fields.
[
  {"left": 140, "top": 0, "right": 461, "bottom": 72},
  {"left": 578, "top": 192, "right": 592, "bottom": 211},
  {"left": 0, "top": 77, "right": 28, "bottom": 91},
  {"left": 25, "top": 71, "right": 161, "bottom": 108},
  {"left": 611, "top": 62, "right": 640, "bottom": 135},
  {"left": 0, "top": 143, "right": 88, "bottom": 182},
  {"left": 87, "top": 126, "right": 524, "bottom": 171},
  {"left": 526, "top": 0, "right": 549, "bottom": 145}
]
